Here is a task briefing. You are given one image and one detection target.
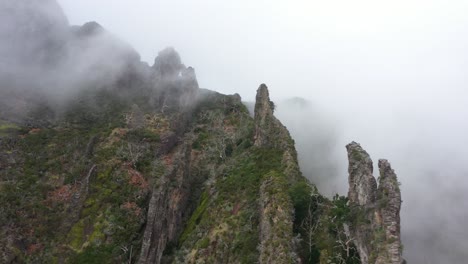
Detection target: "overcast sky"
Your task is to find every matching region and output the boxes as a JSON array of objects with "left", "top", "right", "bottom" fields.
[
  {"left": 58, "top": 0, "right": 468, "bottom": 101},
  {"left": 58, "top": 1, "right": 468, "bottom": 262}
]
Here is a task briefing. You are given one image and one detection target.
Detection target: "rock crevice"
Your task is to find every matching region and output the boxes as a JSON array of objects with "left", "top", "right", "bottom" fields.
[{"left": 137, "top": 144, "right": 193, "bottom": 264}]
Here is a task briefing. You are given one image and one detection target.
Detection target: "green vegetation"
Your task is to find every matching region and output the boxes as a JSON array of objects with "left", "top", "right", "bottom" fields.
[
  {"left": 192, "top": 131, "right": 209, "bottom": 150},
  {"left": 0, "top": 81, "right": 375, "bottom": 264},
  {"left": 289, "top": 180, "right": 314, "bottom": 228},
  {"left": 0, "top": 120, "right": 21, "bottom": 137},
  {"left": 197, "top": 237, "right": 210, "bottom": 249},
  {"left": 290, "top": 188, "right": 361, "bottom": 264},
  {"left": 377, "top": 187, "right": 390, "bottom": 209},
  {"left": 175, "top": 146, "right": 284, "bottom": 263},
  {"left": 69, "top": 219, "right": 86, "bottom": 251},
  {"left": 0, "top": 88, "right": 158, "bottom": 262},
  {"left": 70, "top": 245, "right": 114, "bottom": 264},
  {"left": 179, "top": 191, "right": 210, "bottom": 245},
  {"left": 125, "top": 128, "right": 160, "bottom": 143}
]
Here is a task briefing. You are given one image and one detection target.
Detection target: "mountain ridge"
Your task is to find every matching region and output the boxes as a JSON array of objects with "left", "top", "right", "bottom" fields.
[{"left": 0, "top": 1, "right": 403, "bottom": 263}]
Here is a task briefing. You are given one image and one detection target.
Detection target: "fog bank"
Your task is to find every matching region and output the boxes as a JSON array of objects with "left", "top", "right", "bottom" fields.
[{"left": 276, "top": 93, "right": 468, "bottom": 263}]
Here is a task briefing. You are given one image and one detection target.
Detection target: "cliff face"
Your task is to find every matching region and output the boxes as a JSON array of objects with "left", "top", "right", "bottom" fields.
[
  {"left": 346, "top": 142, "right": 403, "bottom": 264},
  {"left": 137, "top": 143, "right": 193, "bottom": 264},
  {"left": 0, "top": 1, "right": 404, "bottom": 263}
]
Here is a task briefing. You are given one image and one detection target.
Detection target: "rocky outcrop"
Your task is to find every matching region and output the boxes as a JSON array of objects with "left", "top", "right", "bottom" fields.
[
  {"left": 377, "top": 160, "right": 402, "bottom": 264},
  {"left": 346, "top": 142, "right": 376, "bottom": 263},
  {"left": 346, "top": 142, "right": 377, "bottom": 206},
  {"left": 153, "top": 47, "right": 184, "bottom": 80},
  {"left": 253, "top": 84, "right": 301, "bottom": 180},
  {"left": 151, "top": 48, "right": 199, "bottom": 113},
  {"left": 254, "top": 84, "right": 288, "bottom": 149},
  {"left": 138, "top": 144, "right": 193, "bottom": 264},
  {"left": 346, "top": 142, "right": 403, "bottom": 264},
  {"left": 254, "top": 84, "right": 301, "bottom": 263}
]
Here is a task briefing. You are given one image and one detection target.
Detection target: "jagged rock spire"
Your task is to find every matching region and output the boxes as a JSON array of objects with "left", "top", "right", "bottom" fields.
[
  {"left": 346, "top": 142, "right": 403, "bottom": 264},
  {"left": 377, "top": 159, "right": 402, "bottom": 264},
  {"left": 346, "top": 141, "right": 377, "bottom": 206},
  {"left": 253, "top": 84, "right": 284, "bottom": 148},
  {"left": 254, "top": 84, "right": 274, "bottom": 122},
  {"left": 151, "top": 47, "right": 199, "bottom": 111},
  {"left": 252, "top": 83, "right": 301, "bottom": 180},
  {"left": 151, "top": 47, "right": 199, "bottom": 91},
  {"left": 181, "top": 66, "right": 199, "bottom": 90}
]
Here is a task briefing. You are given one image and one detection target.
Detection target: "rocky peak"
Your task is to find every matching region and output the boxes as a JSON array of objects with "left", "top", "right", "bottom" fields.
[
  {"left": 346, "top": 142, "right": 403, "bottom": 264},
  {"left": 253, "top": 84, "right": 286, "bottom": 148},
  {"left": 377, "top": 159, "right": 403, "bottom": 264},
  {"left": 180, "top": 66, "right": 199, "bottom": 90},
  {"left": 254, "top": 84, "right": 274, "bottom": 121},
  {"left": 346, "top": 141, "right": 377, "bottom": 206},
  {"left": 72, "top": 21, "right": 104, "bottom": 38},
  {"left": 153, "top": 47, "right": 184, "bottom": 80},
  {"left": 150, "top": 48, "right": 199, "bottom": 112}
]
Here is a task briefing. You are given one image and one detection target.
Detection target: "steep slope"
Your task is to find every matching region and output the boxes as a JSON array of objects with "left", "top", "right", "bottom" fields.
[{"left": 168, "top": 84, "right": 305, "bottom": 264}]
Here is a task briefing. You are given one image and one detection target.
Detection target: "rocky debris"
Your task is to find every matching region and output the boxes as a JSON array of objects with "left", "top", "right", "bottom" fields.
[{"left": 346, "top": 142, "right": 403, "bottom": 264}]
